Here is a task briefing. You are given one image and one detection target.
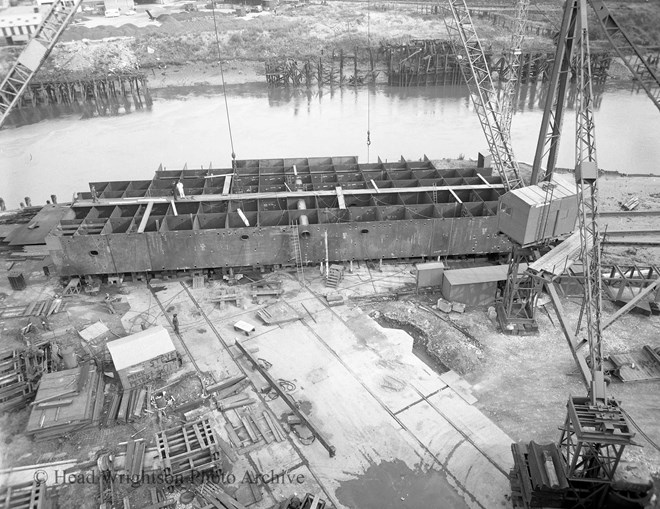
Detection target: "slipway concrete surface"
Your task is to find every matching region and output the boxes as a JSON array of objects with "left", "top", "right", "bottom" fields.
[{"left": 120, "top": 267, "right": 515, "bottom": 509}]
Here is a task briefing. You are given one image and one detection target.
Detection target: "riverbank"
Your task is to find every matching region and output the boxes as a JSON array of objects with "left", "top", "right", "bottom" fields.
[{"left": 4, "top": 0, "right": 659, "bottom": 91}]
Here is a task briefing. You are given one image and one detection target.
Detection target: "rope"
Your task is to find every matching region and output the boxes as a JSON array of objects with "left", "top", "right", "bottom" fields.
[
  {"left": 621, "top": 407, "right": 660, "bottom": 453},
  {"left": 366, "top": 0, "right": 372, "bottom": 163},
  {"left": 210, "top": 0, "right": 237, "bottom": 167}
]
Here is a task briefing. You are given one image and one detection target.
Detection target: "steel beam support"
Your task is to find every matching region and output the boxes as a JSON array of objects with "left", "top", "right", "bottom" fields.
[
  {"left": 76, "top": 183, "right": 506, "bottom": 207},
  {"left": 602, "top": 278, "right": 660, "bottom": 331},
  {"left": 530, "top": 0, "right": 577, "bottom": 184},
  {"left": 545, "top": 282, "right": 591, "bottom": 389}
]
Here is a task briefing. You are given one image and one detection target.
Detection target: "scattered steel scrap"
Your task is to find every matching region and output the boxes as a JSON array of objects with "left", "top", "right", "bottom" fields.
[{"left": 234, "top": 340, "right": 336, "bottom": 457}]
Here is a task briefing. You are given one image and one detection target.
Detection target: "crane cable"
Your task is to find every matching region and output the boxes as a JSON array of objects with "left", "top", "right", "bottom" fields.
[
  {"left": 210, "top": 0, "right": 237, "bottom": 169},
  {"left": 366, "top": 0, "right": 371, "bottom": 163}
]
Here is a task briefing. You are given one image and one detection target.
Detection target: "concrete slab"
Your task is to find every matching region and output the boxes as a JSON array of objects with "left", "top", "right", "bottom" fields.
[
  {"left": 293, "top": 302, "right": 448, "bottom": 413},
  {"left": 439, "top": 370, "right": 478, "bottom": 405},
  {"left": 427, "top": 390, "right": 513, "bottom": 472},
  {"left": 397, "top": 399, "right": 509, "bottom": 509},
  {"left": 248, "top": 441, "right": 304, "bottom": 480},
  {"left": 246, "top": 321, "right": 459, "bottom": 508},
  {"left": 264, "top": 464, "right": 327, "bottom": 507}
]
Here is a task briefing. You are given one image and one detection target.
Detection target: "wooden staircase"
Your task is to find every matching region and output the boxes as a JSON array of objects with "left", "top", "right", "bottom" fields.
[{"left": 326, "top": 265, "right": 344, "bottom": 288}]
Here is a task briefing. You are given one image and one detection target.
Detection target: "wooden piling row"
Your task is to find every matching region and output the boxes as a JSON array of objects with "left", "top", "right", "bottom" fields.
[
  {"left": 16, "top": 73, "right": 152, "bottom": 117},
  {"left": 265, "top": 47, "right": 378, "bottom": 88},
  {"left": 265, "top": 43, "right": 611, "bottom": 89}
]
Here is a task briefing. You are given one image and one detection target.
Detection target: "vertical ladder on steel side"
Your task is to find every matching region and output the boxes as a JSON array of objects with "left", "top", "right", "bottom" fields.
[{"left": 289, "top": 223, "right": 305, "bottom": 284}]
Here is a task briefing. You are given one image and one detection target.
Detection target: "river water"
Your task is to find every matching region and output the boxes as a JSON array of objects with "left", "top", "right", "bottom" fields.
[{"left": 1, "top": 81, "right": 659, "bottom": 209}]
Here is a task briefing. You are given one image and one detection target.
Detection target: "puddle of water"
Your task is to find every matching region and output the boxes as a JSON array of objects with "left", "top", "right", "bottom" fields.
[{"left": 336, "top": 459, "right": 468, "bottom": 509}]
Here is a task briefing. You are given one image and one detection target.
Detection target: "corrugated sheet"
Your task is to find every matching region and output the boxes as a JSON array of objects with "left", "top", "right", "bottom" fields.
[
  {"left": 509, "top": 174, "right": 577, "bottom": 206},
  {"left": 528, "top": 230, "right": 586, "bottom": 277},
  {"left": 106, "top": 325, "right": 175, "bottom": 371}
]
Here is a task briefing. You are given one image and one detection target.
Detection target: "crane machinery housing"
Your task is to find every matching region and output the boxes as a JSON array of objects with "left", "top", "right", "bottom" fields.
[{"left": 444, "top": 0, "right": 654, "bottom": 506}]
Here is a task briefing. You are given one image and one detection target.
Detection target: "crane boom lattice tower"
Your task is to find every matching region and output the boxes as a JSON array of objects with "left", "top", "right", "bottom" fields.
[
  {"left": 443, "top": 0, "right": 524, "bottom": 192},
  {"left": 0, "top": 0, "right": 84, "bottom": 128}
]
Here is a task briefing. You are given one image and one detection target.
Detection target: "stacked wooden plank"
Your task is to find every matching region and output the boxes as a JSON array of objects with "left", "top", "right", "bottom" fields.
[
  {"left": 26, "top": 362, "right": 105, "bottom": 441},
  {"left": 155, "top": 419, "right": 221, "bottom": 482},
  {"left": 0, "top": 346, "right": 50, "bottom": 412},
  {"left": 124, "top": 439, "right": 147, "bottom": 481},
  {"left": 223, "top": 408, "right": 285, "bottom": 455},
  {"left": 0, "top": 481, "right": 52, "bottom": 509},
  {"left": 0, "top": 299, "right": 65, "bottom": 319},
  {"left": 105, "top": 386, "right": 148, "bottom": 426},
  {"left": 0, "top": 349, "right": 33, "bottom": 412}
]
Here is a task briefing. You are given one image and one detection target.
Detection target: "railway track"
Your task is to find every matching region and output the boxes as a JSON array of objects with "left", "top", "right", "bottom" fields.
[{"left": 598, "top": 210, "right": 660, "bottom": 218}]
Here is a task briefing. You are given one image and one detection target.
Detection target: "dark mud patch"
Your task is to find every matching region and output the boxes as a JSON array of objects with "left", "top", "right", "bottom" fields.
[
  {"left": 336, "top": 459, "right": 467, "bottom": 509},
  {"left": 375, "top": 315, "right": 449, "bottom": 375},
  {"left": 298, "top": 399, "right": 312, "bottom": 416}
]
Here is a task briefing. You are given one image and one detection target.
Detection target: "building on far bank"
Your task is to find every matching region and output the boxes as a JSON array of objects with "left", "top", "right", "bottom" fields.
[
  {"left": 0, "top": 5, "right": 40, "bottom": 45},
  {"left": 103, "top": 0, "right": 133, "bottom": 13}
]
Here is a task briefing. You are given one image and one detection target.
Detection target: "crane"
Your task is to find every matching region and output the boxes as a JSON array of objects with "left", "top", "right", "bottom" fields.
[
  {"left": 445, "top": 2, "right": 648, "bottom": 502},
  {"left": 509, "top": 1, "right": 642, "bottom": 507},
  {"left": 444, "top": 0, "right": 554, "bottom": 334},
  {"left": 530, "top": 0, "right": 660, "bottom": 185},
  {"left": 0, "top": 0, "right": 83, "bottom": 128},
  {"left": 500, "top": 0, "right": 531, "bottom": 141},
  {"left": 442, "top": 0, "right": 524, "bottom": 192}
]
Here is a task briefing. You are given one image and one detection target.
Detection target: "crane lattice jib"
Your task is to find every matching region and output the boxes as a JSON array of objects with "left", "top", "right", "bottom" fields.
[
  {"left": 0, "top": 0, "right": 83, "bottom": 128},
  {"left": 588, "top": 0, "right": 660, "bottom": 113},
  {"left": 500, "top": 0, "right": 531, "bottom": 140},
  {"left": 443, "top": 0, "right": 524, "bottom": 191},
  {"left": 574, "top": 0, "right": 604, "bottom": 403}
]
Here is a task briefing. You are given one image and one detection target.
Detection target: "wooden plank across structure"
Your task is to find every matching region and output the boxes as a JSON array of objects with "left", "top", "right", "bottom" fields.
[{"left": 155, "top": 419, "right": 221, "bottom": 482}]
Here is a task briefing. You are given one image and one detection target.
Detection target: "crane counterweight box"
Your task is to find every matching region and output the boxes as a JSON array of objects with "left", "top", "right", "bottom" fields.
[{"left": 497, "top": 174, "right": 578, "bottom": 247}]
